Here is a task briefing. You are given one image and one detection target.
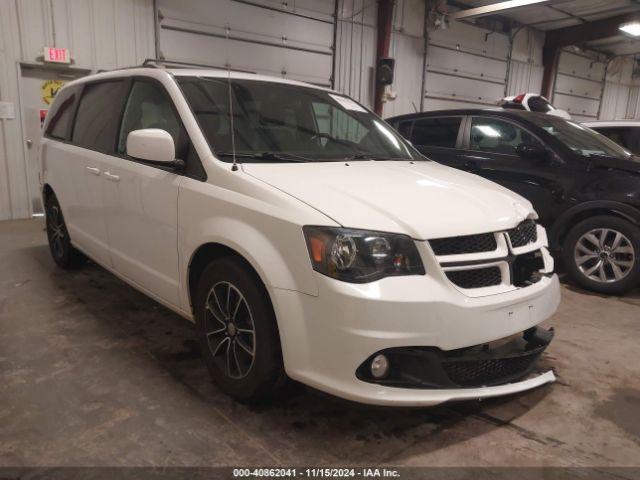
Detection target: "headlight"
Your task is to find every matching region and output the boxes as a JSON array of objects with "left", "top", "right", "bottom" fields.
[{"left": 303, "top": 226, "right": 425, "bottom": 283}]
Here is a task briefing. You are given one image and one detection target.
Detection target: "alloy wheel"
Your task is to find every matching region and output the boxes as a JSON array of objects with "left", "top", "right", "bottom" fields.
[
  {"left": 47, "top": 205, "right": 66, "bottom": 259},
  {"left": 204, "top": 281, "right": 256, "bottom": 379},
  {"left": 574, "top": 228, "right": 635, "bottom": 283}
]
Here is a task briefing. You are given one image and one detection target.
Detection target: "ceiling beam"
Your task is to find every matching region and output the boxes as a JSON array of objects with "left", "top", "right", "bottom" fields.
[
  {"left": 545, "top": 12, "right": 640, "bottom": 48},
  {"left": 450, "top": 0, "right": 552, "bottom": 20},
  {"left": 541, "top": 11, "right": 640, "bottom": 99}
]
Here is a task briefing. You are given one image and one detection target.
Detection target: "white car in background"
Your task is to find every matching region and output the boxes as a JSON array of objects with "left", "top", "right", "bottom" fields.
[
  {"left": 40, "top": 66, "right": 560, "bottom": 407},
  {"left": 499, "top": 93, "right": 571, "bottom": 120},
  {"left": 582, "top": 121, "right": 640, "bottom": 155}
]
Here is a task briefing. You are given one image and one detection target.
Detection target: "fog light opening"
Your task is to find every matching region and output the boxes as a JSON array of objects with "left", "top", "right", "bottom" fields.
[{"left": 370, "top": 354, "right": 389, "bottom": 379}]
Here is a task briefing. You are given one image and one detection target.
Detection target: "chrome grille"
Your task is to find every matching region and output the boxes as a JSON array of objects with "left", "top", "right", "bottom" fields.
[
  {"left": 429, "top": 233, "right": 497, "bottom": 256},
  {"left": 508, "top": 220, "right": 537, "bottom": 248},
  {"left": 445, "top": 267, "right": 502, "bottom": 289}
]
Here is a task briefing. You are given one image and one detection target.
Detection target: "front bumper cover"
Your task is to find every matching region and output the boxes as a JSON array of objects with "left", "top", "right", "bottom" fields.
[{"left": 356, "top": 326, "right": 554, "bottom": 389}]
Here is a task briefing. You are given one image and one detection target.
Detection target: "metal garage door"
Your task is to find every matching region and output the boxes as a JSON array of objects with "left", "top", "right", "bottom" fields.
[
  {"left": 156, "top": 0, "right": 335, "bottom": 86},
  {"left": 423, "top": 21, "right": 509, "bottom": 111},
  {"left": 552, "top": 50, "right": 607, "bottom": 122}
]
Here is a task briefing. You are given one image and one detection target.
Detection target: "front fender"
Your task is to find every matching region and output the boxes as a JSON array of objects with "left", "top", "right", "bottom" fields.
[
  {"left": 549, "top": 200, "right": 640, "bottom": 249},
  {"left": 184, "top": 216, "right": 318, "bottom": 296},
  {"left": 177, "top": 176, "right": 332, "bottom": 315}
]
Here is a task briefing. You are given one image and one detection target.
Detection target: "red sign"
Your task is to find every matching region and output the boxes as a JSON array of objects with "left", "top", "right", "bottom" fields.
[
  {"left": 40, "top": 109, "right": 48, "bottom": 128},
  {"left": 44, "top": 47, "right": 70, "bottom": 64}
]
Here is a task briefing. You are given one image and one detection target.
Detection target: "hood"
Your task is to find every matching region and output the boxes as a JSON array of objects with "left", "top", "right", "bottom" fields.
[
  {"left": 243, "top": 161, "right": 536, "bottom": 239},
  {"left": 587, "top": 155, "right": 640, "bottom": 175}
]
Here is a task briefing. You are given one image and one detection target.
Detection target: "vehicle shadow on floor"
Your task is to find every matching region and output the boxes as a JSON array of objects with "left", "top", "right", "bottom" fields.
[
  {"left": 34, "top": 245, "right": 555, "bottom": 463},
  {"left": 557, "top": 272, "right": 640, "bottom": 305}
]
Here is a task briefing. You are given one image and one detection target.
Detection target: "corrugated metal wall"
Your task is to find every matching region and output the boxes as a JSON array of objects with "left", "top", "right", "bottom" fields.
[
  {"left": 0, "top": 0, "right": 154, "bottom": 221},
  {"left": 599, "top": 57, "right": 638, "bottom": 120},
  {"left": 507, "top": 28, "right": 544, "bottom": 96}
]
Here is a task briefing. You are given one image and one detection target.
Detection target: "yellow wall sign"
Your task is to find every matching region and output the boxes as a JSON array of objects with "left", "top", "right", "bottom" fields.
[{"left": 41, "top": 79, "right": 65, "bottom": 105}]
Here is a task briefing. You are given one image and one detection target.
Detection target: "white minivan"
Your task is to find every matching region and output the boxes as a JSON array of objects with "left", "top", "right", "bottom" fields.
[{"left": 41, "top": 65, "right": 561, "bottom": 406}]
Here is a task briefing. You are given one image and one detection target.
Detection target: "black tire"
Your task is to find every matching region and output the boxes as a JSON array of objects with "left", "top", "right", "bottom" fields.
[
  {"left": 45, "top": 192, "right": 87, "bottom": 269},
  {"left": 194, "top": 257, "right": 284, "bottom": 402},
  {"left": 563, "top": 215, "right": 640, "bottom": 295}
]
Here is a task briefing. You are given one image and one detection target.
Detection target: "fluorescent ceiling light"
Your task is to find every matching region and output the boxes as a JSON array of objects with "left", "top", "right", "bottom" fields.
[
  {"left": 451, "top": 0, "right": 552, "bottom": 20},
  {"left": 619, "top": 22, "right": 640, "bottom": 37},
  {"left": 474, "top": 125, "right": 501, "bottom": 138}
]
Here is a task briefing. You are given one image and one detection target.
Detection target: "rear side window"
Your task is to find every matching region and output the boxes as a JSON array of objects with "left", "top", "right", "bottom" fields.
[
  {"left": 411, "top": 117, "right": 462, "bottom": 148},
  {"left": 72, "top": 81, "right": 128, "bottom": 153},
  {"left": 45, "top": 86, "right": 78, "bottom": 140}
]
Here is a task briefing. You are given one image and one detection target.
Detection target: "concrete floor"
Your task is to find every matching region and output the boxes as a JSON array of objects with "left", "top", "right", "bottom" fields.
[{"left": 1, "top": 219, "right": 639, "bottom": 468}]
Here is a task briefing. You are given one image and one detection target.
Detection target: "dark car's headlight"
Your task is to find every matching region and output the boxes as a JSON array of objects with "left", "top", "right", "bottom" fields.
[{"left": 303, "top": 226, "right": 425, "bottom": 283}]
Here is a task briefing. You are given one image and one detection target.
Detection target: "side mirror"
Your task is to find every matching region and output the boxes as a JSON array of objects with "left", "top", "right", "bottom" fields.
[
  {"left": 127, "top": 129, "right": 180, "bottom": 167},
  {"left": 516, "top": 143, "right": 548, "bottom": 161}
]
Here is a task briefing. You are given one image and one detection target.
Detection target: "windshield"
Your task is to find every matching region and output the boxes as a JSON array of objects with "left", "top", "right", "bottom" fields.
[
  {"left": 177, "top": 76, "right": 419, "bottom": 162},
  {"left": 526, "top": 114, "right": 633, "bottom": 159}
]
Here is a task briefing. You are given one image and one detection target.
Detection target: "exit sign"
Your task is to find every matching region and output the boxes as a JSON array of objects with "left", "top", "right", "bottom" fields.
[{"left": 44, "top": 47, "right": 70, "bottom": 64}]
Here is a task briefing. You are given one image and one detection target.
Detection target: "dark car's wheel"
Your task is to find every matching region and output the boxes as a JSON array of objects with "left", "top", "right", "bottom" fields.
[
  {"left": 45, "top": 192, "right": 87, "bottom": 269},
  {"left": 194, "top": 257, "right": 284, "bottom": 402},
  {"left": 563, "top": 215, "right": 640, "bottom": 294}
]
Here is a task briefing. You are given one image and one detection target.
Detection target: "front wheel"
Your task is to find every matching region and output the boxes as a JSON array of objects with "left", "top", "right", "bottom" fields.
[
  {"left": 563, "top": 215, "right": 640, "bottom": 294},
  {"left": 45, "top": 192, "right": 87, "bottom": 269},
  {"left": 194, "top": 257, "right": 284, "bottom": 402}
]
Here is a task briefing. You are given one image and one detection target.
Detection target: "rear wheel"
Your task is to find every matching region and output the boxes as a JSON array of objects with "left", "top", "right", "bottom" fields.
[
  {"left": 563, "top": 215, "right": 640, "bottom": 294},
  {"left": 45, "top": 192, "right": 87, "bottom": 269},
  {"left": 194, "top": 257, "right": 284, "bottom": 402}
]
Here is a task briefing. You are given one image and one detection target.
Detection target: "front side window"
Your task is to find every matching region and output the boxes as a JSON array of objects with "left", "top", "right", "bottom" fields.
[
  {"left": 177, "top": 77, "right": 418, "bottom": 162},
  {"left": 72, "top": 81, "right": 128, "bottom": 152},
  {"left": 526, "top": 115, "right": 634, "bottom": 159},
  {"left": 118, "top": 81, "right": 183, "bottom": 156},
  {"left": 411, "top": 117, "right": 462, "bottom": 148},
  {"left": 595, "top": 127, "right": 640, "bottom": 155},
  {"left": 470, "top": 117, "right": 541, "bottom": 156}
]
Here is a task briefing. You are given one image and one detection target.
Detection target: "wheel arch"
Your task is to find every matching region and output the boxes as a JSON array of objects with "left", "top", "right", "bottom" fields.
[
  {"left": 187, "top": 242, "right": 271, "bottom": 316},
  {"left": 42, "top": 183, "right": 54, "bottom": 203},
  {"left": 549, "top": 201, "right": 640, "bottom": 251}
]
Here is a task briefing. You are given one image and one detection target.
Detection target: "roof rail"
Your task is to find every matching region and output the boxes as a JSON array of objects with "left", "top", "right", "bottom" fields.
[{"left": 141, "top": 58, "right": 256, "bottom": 74}]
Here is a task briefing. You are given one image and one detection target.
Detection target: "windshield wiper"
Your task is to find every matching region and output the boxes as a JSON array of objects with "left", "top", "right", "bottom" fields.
[
  {"left": 216, "top": 151, "right": 312, "bottom": 163},
  {"left": 343, "top": 153, "right": 415, "bottom": 161}
]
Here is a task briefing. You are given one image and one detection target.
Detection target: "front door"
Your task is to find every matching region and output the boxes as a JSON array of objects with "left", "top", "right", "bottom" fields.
[
  {"left": 102, "top": 79, "right": 183, "bottom": 306},
  {"left": 459, "top": 116, "right": 565, "bottom": 225},
  {"left": 19, "top": 65, "right": 86, "bottom": 215}
]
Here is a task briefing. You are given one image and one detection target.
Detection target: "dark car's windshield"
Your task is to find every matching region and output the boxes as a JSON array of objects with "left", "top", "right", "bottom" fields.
[
  {"left": 177, "top": 76, "right": 419, "bottom": 162},
  {"left": 527, "top": 114, "right": 633, "bottom": 160}
]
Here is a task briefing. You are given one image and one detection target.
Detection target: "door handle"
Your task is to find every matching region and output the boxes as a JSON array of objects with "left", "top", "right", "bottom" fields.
[
  {"left": 86, "top": 166, "right": 101, "bottom": 175},
  {"left": 103, "top": 171, "right": 120, "bottom": 182}
]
